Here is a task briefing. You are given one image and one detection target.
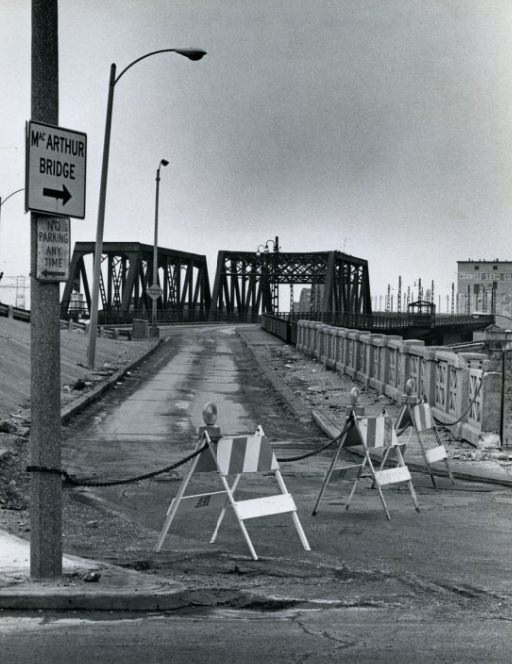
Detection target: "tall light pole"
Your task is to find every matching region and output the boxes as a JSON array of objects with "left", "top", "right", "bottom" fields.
[
  {"left": 151, "top": 158, "right": 169, "bottom": 337},
  {"left": 87, "top": 48, "right": 206, "bottom": 369},
  {"left": 256, "top": 236, "right": 280, "bottom": 313}
]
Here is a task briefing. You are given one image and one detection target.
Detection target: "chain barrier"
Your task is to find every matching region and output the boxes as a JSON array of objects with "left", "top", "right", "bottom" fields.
[
  {"left": 26, "top": 420, "right": 355, "bottom": 486},
  {"left": 277, "top": 419, "right": 353, "bottom": 463},
  {"left": 26, "top": 444, "right": 208, "bottom": 488},
  {"left": 25, "top": 378, "right": 485, "bottom": 485},
  {"left": 433, "top": 376, "right": 483, "bottom": 428}
]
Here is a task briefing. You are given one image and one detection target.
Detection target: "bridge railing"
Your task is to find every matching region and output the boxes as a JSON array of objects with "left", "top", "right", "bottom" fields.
[
  {"left": 262, "top": 311, "right": 495, "bottom": 343},
  {"left": 62, "top": 309, "right": 262, "bottom": 326},
  {"left": 291, "top": 319, "right": 497, "bottom": 446},
  {"left": 0, "top": 302, "right": 31, "bottom": 322}
]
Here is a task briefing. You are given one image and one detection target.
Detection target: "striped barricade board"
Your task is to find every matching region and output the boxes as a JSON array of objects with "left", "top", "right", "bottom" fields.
[
  {"left": 155, "top": 425, "right": 310, "bottom": 561},
  {"left": 396, "top": 398, "right": 453, "bottom": 489},
  {"left": 313, "top": 410, "right": 420, "bottom": 521}
]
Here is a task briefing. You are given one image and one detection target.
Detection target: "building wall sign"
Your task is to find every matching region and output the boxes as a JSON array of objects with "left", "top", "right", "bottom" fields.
[{"left": 459, "top": 273, "right": 512, "bottom": 281}]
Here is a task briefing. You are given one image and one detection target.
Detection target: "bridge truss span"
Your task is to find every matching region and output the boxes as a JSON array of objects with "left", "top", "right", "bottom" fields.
[
  {"left": 61, "top": 242, "right": 210, "bottom": 324},
  {"left": 210, "top": 250, "right": 372, "bottom": 318}
]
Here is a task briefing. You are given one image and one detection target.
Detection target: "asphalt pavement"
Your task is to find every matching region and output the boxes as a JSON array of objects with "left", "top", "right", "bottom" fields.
[{"left": 1, "top": 323, "right": 511, "bottom": 610}]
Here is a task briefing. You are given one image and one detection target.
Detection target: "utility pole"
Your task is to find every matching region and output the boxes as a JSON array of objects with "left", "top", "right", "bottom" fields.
[{"left": 30, "top": 0, "right": 62, "bottom": 577}]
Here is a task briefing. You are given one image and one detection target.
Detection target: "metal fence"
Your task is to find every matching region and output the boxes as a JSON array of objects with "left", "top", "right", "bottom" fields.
[{"left": 261, "top": 311, "right": 495, "bottom": 344}]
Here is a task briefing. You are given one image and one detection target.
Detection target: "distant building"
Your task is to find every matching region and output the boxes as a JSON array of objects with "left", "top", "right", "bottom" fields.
[
  {"left": 298, "top": 288, "right": 311, "bottom": 311},
  {"left": 457, "top": 259, "right": 512, "bottom": 315}
]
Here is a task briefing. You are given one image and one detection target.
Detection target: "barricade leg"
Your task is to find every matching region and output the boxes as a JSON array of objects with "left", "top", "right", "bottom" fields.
[
  {"left": 275, "top": 469, "right": 311, "bottom": 551},
  {"left": 416, "top": 430, "right": 438, "bottom": 489},
  {"left": 210, "top": 475, "right": 241, "bottom": 544},
  {"left": 433, "top": 427, "right": 455, "bottom": 484},
  {"left": 395, "top": 446, "right": 420, "bottom": 512},
  {"left": 345, "top": 457, "right": 368, "bottom": 512},
  {"left": 365, "top": 455, "right": 391, "bottom": 520},
  {"left": 155, "top": 454, "right": 200, "bottom": 552},
  {"left": 217, "top": 472, "right": 258, "bottom": 561},
  {"left": 312, "top": 438, "right": 345, "bottom": 516}
]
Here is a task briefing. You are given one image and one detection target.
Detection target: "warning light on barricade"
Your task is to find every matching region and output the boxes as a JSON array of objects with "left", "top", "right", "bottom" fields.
[
  {"left": 349, "top": 386, "right": 365, "bottom": 416},
  {"left": 313, "top": 409, "right": 420, "bottom": 520},
  {"left": 198, "top": 401, "right": 221, "bottom": 445},
  {"left": 154, "top": 418, "right": 311, "bottom": 560},
  {"left": 350, "top": 387, "right": 360, "bottom": 406},
  {"left": 395, "top": 379, "right": 454, "bottom": 489},
  {"left": 203, "top": 402, "right": 218, "bottom": 425}
]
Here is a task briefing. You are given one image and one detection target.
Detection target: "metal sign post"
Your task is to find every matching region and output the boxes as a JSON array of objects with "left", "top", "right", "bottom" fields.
[
  {"left": 28, "top": 0, "right": 86, "bottom": 578},
  {"left": 29, "top": 0, "right": 62, "bottom": 579}
]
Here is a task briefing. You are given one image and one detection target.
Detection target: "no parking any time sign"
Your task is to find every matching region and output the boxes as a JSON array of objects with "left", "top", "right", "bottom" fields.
[
  {"left": 26, "top": 120, "right": 87, "bottom": 219},
  {"left": 36, "top": 216, "right": 70, "bottom": 282}
]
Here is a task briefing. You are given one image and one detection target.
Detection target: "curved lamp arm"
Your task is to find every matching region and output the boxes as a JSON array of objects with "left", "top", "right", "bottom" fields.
[
  {"left": 115, "top": 48, "right": 207, "bottom": 85},
  {"left": 0, "top": 188, "right": 25, "bottom": 207}
]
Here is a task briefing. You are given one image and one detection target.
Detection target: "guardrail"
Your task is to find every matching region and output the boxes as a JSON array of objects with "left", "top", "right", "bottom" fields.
[
  {"left": 0, "top": 302, "right": 31, "bottom": 322},
  {"left": 293, "top": 320, "right": 497, "bottom": 445},
  {"left": 60, "top": 309, "right": 262, "bottom": 326},
  {"left": 262, "top": 311, "right": 495, "bottom": 344}
]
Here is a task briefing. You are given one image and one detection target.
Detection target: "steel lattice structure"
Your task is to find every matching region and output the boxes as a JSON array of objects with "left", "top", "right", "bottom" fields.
[
  {"left": 61, "top": 242, "right": 210, "bottom": 322},
  {"left": 209, "top": 250, "right": 372, "bottom": 317}
]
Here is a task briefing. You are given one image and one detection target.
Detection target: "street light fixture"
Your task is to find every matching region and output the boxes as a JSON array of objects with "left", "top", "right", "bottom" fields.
[
  {"left": 256, "top": 237, "right": 280, "bottom": 313},
  {"left": 150, "top": 158, "right": 169, "bottom": 337},
  {"left": 87, "top": 48, "right": 206, "bottom": 369}
]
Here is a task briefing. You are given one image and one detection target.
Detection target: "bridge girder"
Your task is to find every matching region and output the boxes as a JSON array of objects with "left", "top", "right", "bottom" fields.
[
  {"left": 209, "top": 250, "right": 372, "bottom": 317},
  {"left": 61, "top": 242, "right": 210, "bottom": 322}
]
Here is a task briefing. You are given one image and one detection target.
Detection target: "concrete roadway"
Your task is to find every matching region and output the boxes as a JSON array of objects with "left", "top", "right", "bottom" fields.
[
  {"left": 3, "top": 324, "right": 512, "bottom": 662},
  {"left": 2, "top": 607, "right": 512, "bottom": 663}
]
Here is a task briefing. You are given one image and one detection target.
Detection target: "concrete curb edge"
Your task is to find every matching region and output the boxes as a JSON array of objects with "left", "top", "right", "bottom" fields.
[
  {"left": 235, "top": 328, "right": 311, "bottom": 423},
  {"left": 60, "top": 338, "right": 165, "bottom": 424}
]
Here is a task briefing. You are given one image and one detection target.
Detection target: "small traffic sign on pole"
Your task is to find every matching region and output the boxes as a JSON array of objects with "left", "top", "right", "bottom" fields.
[
  {"left": 147, "top": 283, "right": 163, "bottom": 300},
  {"left": 36, "top": 216, "right": 70, "bottom": 282},
  {"left": 26, "top": 120, "right": 87, "bottom": 219}
]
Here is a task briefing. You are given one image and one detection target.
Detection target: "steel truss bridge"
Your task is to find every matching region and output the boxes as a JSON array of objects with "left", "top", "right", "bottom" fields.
[
  {"left": 61, "top": 244, "right": 372, "bottom": 323},
  {"left": 210, "top": 250, "right": 371, "bottom": 318},
  {"left": 59, "top": 242, "right": 492, "bottom": 345},
  {"left": 61, "top": 242, "right": 210, "bottom": 324}
]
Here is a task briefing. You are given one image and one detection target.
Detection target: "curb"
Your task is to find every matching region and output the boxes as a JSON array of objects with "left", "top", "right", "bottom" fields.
[
  {"left": 236, "top": 328, "right": 311, "bottom": 423},
  {"left": 0, "top": 588, "right": 190, "bottom": 612},
  {"left": 60, "top": 338, "right": 165, "bottom": 424}
]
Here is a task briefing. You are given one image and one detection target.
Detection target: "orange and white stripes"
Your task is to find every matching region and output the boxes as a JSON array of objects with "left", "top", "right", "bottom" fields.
[
  {"left": 194, "top": 434, "right": 279, "bottom": 475},
  {"left": 411, "top": 402, "right": 434, "bottom": 432},
  {"left": 345, "top": 413, "right": 398, "bottom": 448}
]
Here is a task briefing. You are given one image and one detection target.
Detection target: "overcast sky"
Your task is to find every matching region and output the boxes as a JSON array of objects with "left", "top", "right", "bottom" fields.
[{"left": 1, "top": 0, "right": 512, "bottom": 309}]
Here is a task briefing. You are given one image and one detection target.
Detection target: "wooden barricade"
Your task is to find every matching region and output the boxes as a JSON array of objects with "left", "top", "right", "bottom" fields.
[
  {"left": 155, "top": 425, "right": 311, "bottom": 560},
  {"left": 396, "top": 397, "right": 454, "bottom": 489},
  {"left": 313, "top": 410, "right": 420, "bottom": 520}
]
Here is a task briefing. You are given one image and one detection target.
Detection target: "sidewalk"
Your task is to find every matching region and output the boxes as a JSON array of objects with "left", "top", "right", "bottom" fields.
[
  {"left": 1, "top": 323, "right": 512, "bottom": 610},
  {"left": 236, "top": 326, "right": 512, "bottom": 489},
  {"left": 0, "top": 330, "right": 168, "bottom": 609}
]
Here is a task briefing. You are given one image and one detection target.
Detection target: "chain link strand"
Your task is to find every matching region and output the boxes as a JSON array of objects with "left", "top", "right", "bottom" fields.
[{"left": 26, "top": 379, "right": 484, "bottom": 487}]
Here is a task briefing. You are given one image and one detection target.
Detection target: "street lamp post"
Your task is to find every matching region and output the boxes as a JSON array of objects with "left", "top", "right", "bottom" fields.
[
  {"left": 151, "top": 159, "right": 169, "bottom": 337},
  {"left": 87, "top": 48, "right": 206, "bottom": 369},
  {"left": 256, "top": 236, "right": 280, "bottom": 314}
]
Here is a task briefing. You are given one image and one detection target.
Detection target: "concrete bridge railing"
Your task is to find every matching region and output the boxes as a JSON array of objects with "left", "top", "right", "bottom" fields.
[{"left": 296, "top": 320, "right": 499, "bottom": 445}]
